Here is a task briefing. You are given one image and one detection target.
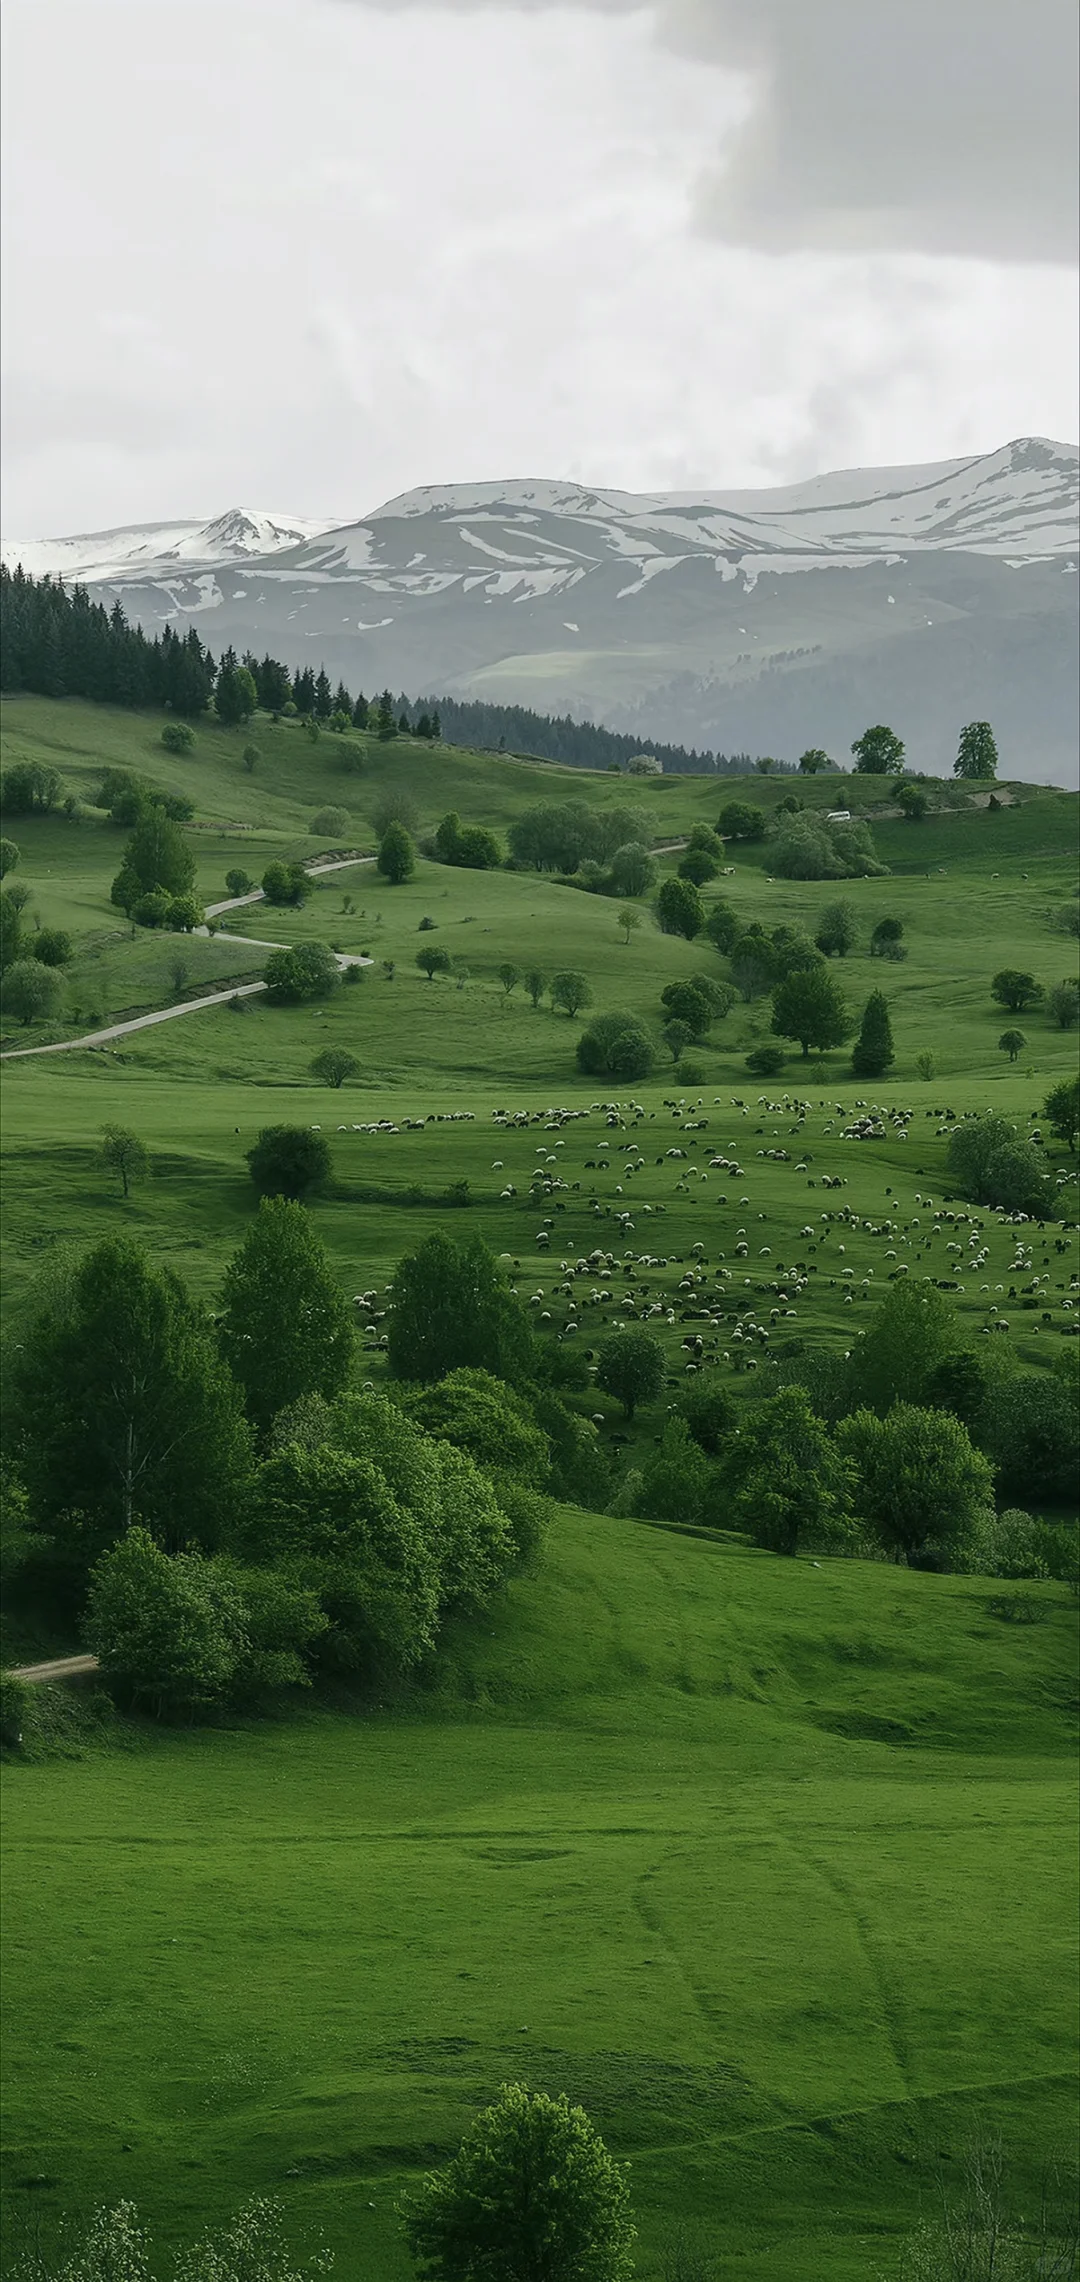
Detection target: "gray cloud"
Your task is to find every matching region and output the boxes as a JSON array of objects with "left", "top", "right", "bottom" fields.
[{"left": 349, "top": 0, "right": 1079, "bottom": 263}]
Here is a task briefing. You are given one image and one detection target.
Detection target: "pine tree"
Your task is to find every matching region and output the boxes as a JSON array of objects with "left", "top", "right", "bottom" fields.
[
  {"left": 352, "top": 692, "right": 369, "bottom": 729},
  {"left": 313, "top": 668, "right": 333, "bottom": 720},
  {"left": 376, "top": 691, "right": 398, "bottom": 741},
  {"left": 851, "top": 989, "right": 895, "bottom": 1077},
  {"left": 332, "top": 680, "right": 352, "bottom": 717}
]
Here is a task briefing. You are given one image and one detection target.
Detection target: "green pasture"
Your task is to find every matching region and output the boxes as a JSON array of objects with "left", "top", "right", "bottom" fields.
[
  {"left": 2, "top": 1509, "right": 1077, "bottom": 2280},
  {"left": 1, "top": 693, "right": 1078, "bottom": 2277}
]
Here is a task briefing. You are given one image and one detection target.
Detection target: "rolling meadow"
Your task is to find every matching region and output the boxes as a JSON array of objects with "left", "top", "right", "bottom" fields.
[{"left": 1, "top": 691, "right": 1078, "bottom": 2279}]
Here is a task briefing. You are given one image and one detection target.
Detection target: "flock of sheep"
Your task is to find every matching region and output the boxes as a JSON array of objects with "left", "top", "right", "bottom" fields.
[{"left": 321, "top": 1088, "right": 1078, "bottom": 1378}]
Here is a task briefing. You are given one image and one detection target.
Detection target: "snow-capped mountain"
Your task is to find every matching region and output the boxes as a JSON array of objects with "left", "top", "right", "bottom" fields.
[
  {"left": 4, "top": 440, "right": 1077, "bottom": 781},
  {"left": 0, "top": 507, "right": 335, "bottom": 584}
]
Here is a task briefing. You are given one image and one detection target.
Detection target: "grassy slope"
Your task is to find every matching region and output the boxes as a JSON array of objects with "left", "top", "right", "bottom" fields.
[
  {"left": 1, "top": 695, "right": 1078, "bottom": 2276},
  {"left": 2, "top": 1509, "right": 1077, "bottom": 2280}
]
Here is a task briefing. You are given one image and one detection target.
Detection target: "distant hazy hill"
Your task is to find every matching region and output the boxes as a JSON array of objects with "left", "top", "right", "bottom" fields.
[{"left": 5, "top": 438, "right": 1077, "bottom": 782}]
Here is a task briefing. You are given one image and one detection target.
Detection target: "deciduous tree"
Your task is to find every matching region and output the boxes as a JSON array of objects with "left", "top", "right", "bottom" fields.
[
  {"left": 378, "top": 820, "right": 414, "bottom": 883},
  {"left": 247, "top": 1125, "right": 332, "bottom": 1201},
  {"left": 955, "top": 720, "right": 999, "bottom": 779},
  {"left": 838, "top": 1403, "right": 993, "bottom": 1565},
  {"left": 401, "top": 2081, "right": 636, "bottom": 2282},
  {"left": 595, "top": 1328, "right": 665, "bottom": 1419},
  {"left": 388, "top": 1232, "right": 534, "bottom": 1385},
  {"left": 771, "top": 965, "right": 851, "bottom": 1057},
  {"left": 102, "top": 1124, "right": 149, "bottom": 1198},
  {"left": 851, "top": 723, "right": 905, "bottom": 775},
  {"left": 220, "top": 1197, "right": 353, "bottom": 1438}
]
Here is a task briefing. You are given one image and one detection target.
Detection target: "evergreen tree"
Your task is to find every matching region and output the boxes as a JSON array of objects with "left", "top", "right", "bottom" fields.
[
  {"left": 851, "top": 989, "right": 894, "bottom": 1076},
  {"left": 292, "top": 666, "right": 316, "bottom": 714},
  {"left": 9, "top": 1238, "right": 252, "bottom": 1570},
  {"left": 313, "top": 668, "right": 333, "bottom": 720},
  {"left": 376, "top": 690, "right": 398, "bottom": 740},
  {"left": 215, "top": 655, "right": 256, "bottom": 726},
  {"left": 352, "top": 692, "right": 369, "bottom": 729},
  {"left": 255, "top": 653, "right": 291, "bottom": 712},
  {"left": 332, "top": 679, "right": 352, "bottom": 717},
  {"left": 955, "top": 721, "right": 999, "bottom": 780}
]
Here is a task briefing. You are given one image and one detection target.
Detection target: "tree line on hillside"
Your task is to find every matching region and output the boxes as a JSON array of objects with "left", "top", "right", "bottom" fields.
[{"left": 2, "top": 569, "right": 1003, "bottom": 789}]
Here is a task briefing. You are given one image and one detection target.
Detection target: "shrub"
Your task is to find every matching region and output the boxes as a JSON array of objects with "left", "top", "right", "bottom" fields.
[
  {"left": 0, "top": 839, "right": 19, "bottom": 877},
  {"left": 678, "top": 1379, "right": 737, "bottom": 1456},
  {"left": 1047, "top": 979, "right": 1080, "bottom": 1029},
  {"left": 746, "top": 1043, "right": 785, "bottom": 1076},
  {"left": 0, "top": 1671, "right": 31, "bottom": 1749},
  {"left": 261, "top": 861, "right": 308, "bottom": 906},
  {"left": 577, "top": 1011, "right": 654, "bottom": 1080},
  {"left": 717, "top": 801, "right": 766, "bottom": 842},
  {"left": 242, "top": 743, "right": 260, "bottom": 773},
  {"left": 705, "top": 899, "right": 739, "bottom": 954},
  {"left": 311, "top": 1047, "right": 360, "bottom": 1088},
  {"left": 247, "top": 1125, "right": 332, "bottom": 1200},
  {"left": 608, "top": 841, "right": 656, "bottom": 897},
  {"left": 32, "top": 926, "right": 73, "bottom": 967},
  {"left": 405, "top": 1369, "right": 550, "bottom": 1486},
  {"left": 161, "top": 721, "right": 195, "bottom": 753},
  {"left": 871, "top": 917, "right": 904, "bottom": 957},
  {"left": 1, "top": 761, "right": 62, "bottom": 814},
  {"left": 309, "top": 807, "right": 350, "bottom": 837},
  {"left": 970, "top": 1508, "right": 1048, "bottom": 1580},
  {"left": 815, "top": 901, "right": 858, "bottom": 957},
  {"left": 678, "top": 848, "right": 718, "bottom": 886},
  {"left": 85, "top": 1528, "right": 247, "bottom": 1718},
  {"left": 168, "top": 894, "right": 203, "bottom": 932}
]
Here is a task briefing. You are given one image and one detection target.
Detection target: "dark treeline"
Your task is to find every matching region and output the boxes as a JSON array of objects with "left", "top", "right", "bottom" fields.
[
  {"left": 0, "top": 564, "right": 216, "bottom": 715},
  {"left": 1, "top": 565, "right": 778, "bottom": 773},
  {"left": 415, "top": 692, "right": 767, "bottom": 776}
]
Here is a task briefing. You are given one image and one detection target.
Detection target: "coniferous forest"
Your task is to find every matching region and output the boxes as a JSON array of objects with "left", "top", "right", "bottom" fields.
[{"left": 0, "top": 565, "right": 768, "bottom": 775}]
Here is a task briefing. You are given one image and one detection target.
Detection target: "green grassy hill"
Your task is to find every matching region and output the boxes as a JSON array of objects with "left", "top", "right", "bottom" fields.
[
  {"left": 3, "top": 1505, "right": 1076, "bottom": 2280},
  {"left": 1, "top": 692, "right": 1078, "bottom": 2279}
]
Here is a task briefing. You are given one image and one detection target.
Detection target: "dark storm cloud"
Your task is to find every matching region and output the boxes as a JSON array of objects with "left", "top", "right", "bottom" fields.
[{"left": 351, "top": 0, "right": 1079, "bottom": 263}]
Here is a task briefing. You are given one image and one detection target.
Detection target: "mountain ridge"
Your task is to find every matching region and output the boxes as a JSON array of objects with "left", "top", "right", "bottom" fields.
[{"left": 4, "top": 439, "right": 1076, "bottom": 782}]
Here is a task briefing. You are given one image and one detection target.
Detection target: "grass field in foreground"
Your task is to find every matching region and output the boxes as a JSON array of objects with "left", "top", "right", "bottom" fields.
[{"left": 2, "top": 1507, "right": 1077, "bottom": 2280}]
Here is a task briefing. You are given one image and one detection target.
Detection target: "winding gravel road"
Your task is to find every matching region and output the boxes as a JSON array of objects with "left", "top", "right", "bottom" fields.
[{"left": 0, "top": 853, "right": 376, "bottom": 1062}]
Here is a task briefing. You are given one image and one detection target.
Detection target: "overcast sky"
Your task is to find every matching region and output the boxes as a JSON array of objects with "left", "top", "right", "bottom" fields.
[{"left": 2, "top": 0, "right": 1076, "bottom": 535}]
